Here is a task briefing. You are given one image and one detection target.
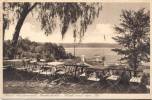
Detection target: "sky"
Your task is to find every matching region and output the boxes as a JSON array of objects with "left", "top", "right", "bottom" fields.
[{"left": 5, "top": 2, "right": 150, "bottom": 43}]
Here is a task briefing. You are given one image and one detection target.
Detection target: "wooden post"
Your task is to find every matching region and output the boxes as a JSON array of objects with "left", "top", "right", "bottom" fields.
[{"left": 74, "top": 66, "right": 78, "bottom": 78}]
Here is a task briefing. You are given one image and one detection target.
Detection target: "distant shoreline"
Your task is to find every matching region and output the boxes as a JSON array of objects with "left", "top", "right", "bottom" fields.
[
  {"left": 65, "top": 47, "right": 115, "bottom": 49},
  {"left": 60, "top": 43, "right": 121, "bottom": 48}
]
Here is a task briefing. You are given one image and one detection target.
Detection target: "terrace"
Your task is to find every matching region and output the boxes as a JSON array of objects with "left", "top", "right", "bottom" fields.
[{"left": 3, "top": 58, "right": 150, "bottom": 93}]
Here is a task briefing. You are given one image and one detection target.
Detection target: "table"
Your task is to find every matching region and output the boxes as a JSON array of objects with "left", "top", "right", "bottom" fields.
[
  {"left": 3, "top": 65, "right": 10, "bottom": 70},
  {"left": 107, "top": 75, "right": 120, "bottom": 81},
  {"left": 146, "top": 85, "right": 150, "bottom": 90},
  {"left": 30, "top": 60, "right": 37, "bottom": 63},
  {"left": 47, "top": 62, "right": 64, "bottom": 66},
  {"left": 16, "top": 67, "right": 27, "bottom": 71},
  {"left": 40, "top": 71, "right": 54, "bottom": 75},
  {"left": 56, "top": 70, "right": 65, "bottom": 75},
  {"left": 80, "top": 73, "right": 86, "bottom": 77},
  {"left": 32, "top": 70, "right": 40, "bottom": 73},
  {"left": 87, "top": 77, "right": 100, "bottom": 82}
]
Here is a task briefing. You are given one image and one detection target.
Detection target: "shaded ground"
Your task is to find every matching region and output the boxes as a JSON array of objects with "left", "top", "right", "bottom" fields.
[{"left": 3, "top": 68, "right": 149, "bottom": 94}]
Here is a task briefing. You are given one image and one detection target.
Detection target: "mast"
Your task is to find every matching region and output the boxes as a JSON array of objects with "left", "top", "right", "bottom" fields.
[
  {"left": 73, "top": 29, "right": 76, "bottom": 57},
  {"left": 74, "top": 41, "right": 76, "bottom": 57},
  {"left": 102, "top": 34, "right": 106, "bottom": 66}
]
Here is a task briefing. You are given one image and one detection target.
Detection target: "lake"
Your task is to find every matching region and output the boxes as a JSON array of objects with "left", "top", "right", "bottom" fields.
[{"left": 65, "top": 47, "right": 121, "bottom": 64}]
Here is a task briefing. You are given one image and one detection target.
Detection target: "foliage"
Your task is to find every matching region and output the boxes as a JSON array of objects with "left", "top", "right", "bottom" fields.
[
  {"left": 112, "top": 8, "right": 150, "bottom": 76},
  {"left": 38, "top": 3, "right": 102, "bottom": 40},
  {"left": 3, "top": 37, "right": 74, "bottom": 61},
  {"left": 3, "top": 2, "right": 102, "bottom": 59},
  {"left": 3, "top": 2, "right": 102, "bottom": 41}
]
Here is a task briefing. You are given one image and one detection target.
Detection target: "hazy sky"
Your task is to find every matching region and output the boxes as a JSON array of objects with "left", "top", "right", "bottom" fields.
[{"left": 5, "top": 2, "right": 150, "bottom": 43}]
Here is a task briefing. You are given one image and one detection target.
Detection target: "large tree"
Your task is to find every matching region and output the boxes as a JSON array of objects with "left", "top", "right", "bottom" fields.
[
  {"left": 112, "top": 8, "right": 150, "bottom": 76},
  {"left": 3, "top": 2, "right": 102, "bottom": 59}
]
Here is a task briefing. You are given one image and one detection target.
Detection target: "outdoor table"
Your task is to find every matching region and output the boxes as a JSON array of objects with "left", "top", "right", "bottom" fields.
[
  {"left": 146, "top": 85, "right": 150, "bottom": 90},
  {"left": 3, "top": 67, "right": 7, "bottom": 70},
  {"left": 129, "top": 77, "right": 142, "bottom": 84},
  {"left": 79, "top": 73, "right": 87, "bottom": 81},
  {"left": 40, "top": 59, "right": 46, "bottom": 62},
  {"left": 47, "top": 62, "right": 64, "bottom": 66},
  {"left": 87, "top": 77, "right": 100, "bottom": 82},
  {"left": 5, "top": 59, "right": 22, "bottom": 62},
  {"left": 40, "top": 71, "right": 53, "bottom": 75},
  {"left": 16, "top": 67, "right": 27, "bottom": 71},
  {"left": 4, "top": 59, "right": 23, "bottom": 67},
  {"left": 27, "top": 68, "right": 34, "bottom": 72},
  {"left": 46, "top": 71, "right": 55, "bottom": 75},
  {"left": 32, "top": 70, "right": 40, "bottom": 73},
  {"left": 80, "top": 73, "right": 86, "bottom": 77},
  {"left": 30, "top": 60, "right": 37, "bottom": 64},
  {"left": 106, "top": 75, "right": 120, "bottom": 81},
  {"left": 40, "top": 71, "right": 47, "bottom": 75},
  {"left": 3, "top": 65, "right": 10, "bottom": 70},
  {"left": 56, "top": 70, "right": 65, "bottom": 75}
]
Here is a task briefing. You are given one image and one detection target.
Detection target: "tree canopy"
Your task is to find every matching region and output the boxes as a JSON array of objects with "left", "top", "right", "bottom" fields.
[
  {"left": 3, "top": 2, "right": 102, "bottom": 40},
  {"left": 3, "top": 2, "right": 102, "bottom": 59},
  {"left": 112, "top": 8, "right": 150, "bottom": 76},
  {"left": 3, "top": 38, "right": 74, "bottom": 61}
]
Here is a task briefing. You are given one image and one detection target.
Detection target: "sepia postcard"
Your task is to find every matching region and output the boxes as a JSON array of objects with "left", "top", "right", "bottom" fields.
[{"left": 0, "top": 0, "right": 151, "bottom": 99}]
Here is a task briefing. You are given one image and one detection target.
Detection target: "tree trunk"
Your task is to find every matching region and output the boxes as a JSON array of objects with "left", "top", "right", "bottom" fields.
[
  {"left": 10, "top": 11, "right": 28, "bottom": 59},
  {"left": 133, "top": 52, "right": 138, "bottom": 77},
  {"left": 10, "top": 3, "right": 37, "bottom": 59},
  {"left": 132, "top": 38, "right": 138, "bottom": 77},
  {"left": 3, "top": 26, "right": 5, "bottom": 58},
  {"left": 133, "top": 63, "right": 137, "bottom": 77},
  {"left": 74, "top": 66, "right": 78, "bottom": 78},
  {"left": 3, "top": 29, "right": 5, "bottom": 42}
]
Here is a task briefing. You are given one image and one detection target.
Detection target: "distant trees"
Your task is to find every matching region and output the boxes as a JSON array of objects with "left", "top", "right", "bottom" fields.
[
  {"left": 3, "top": 40, "right": 12, "bottom": 59},
  {"left": 3, "top": 38, "right": 74, "bottom": 61},
  {"left": 3, "top": 2, "right": 102, "bottom": 59},
  {"left": 112, "top": 9, "right": 150, "bottom": 76}
]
